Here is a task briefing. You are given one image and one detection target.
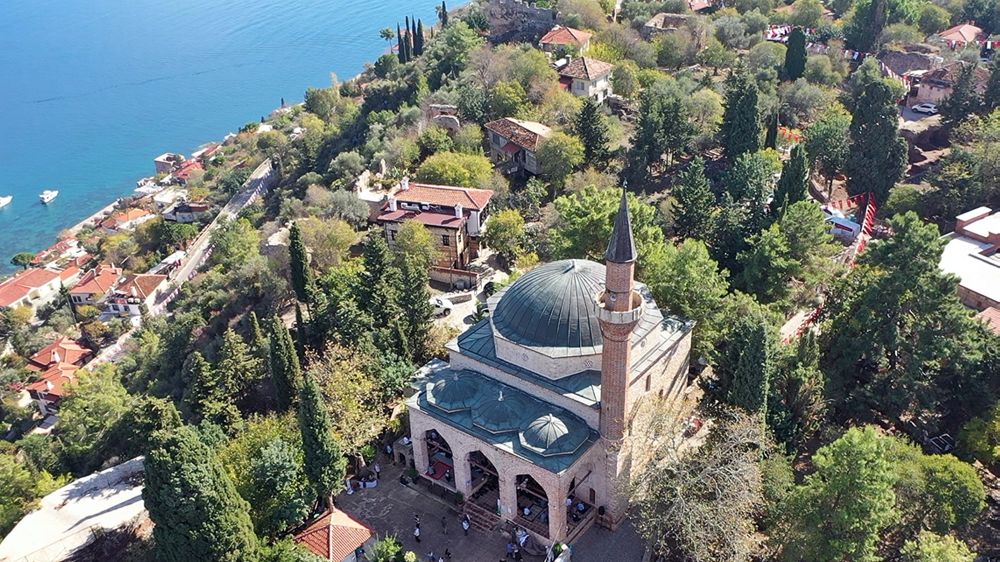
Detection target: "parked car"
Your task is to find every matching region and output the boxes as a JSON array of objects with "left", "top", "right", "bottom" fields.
[
  {"left": 911, "top": 103, "right": 938, "bottom": 115},
  {"left": 429, "top": 297, "right": 453, "bottom": 317}
]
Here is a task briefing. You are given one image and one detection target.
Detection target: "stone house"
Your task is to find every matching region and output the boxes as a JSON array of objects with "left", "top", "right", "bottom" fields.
[
  {"left": 641, "top": 13, "right": 695, "bottom": 40},
  {"left": 99, "top": 208, "right": 155, "bottom": 233},
  {"left": 539, "top": 25, "right": 593, "bottom": 55},
  {"left": 937, "top": 22, "right": 985, "bottom": 48},
  {"left": 26, "top": 336, "right": 93, "bottom": 373},
  {"left": 484, "top": 118, "right": 553, "bottom": 176},
  {"left": 488, "top": 0, "right": 557, "bottom": 44},
  {"left": 557, "top": 57, "right": 613, "bottom": 103},
  {"left": 406, "top": 193, "right": 694, "bottom": 544},
  {"left": 163, "top": 200, "right": 211, "bottom": 223},
  {"left": 912, "top": 60, "right": 991, "bottom": 105},
  {"left": 153, "top": 153, "right": 184, "bottom": 175}
]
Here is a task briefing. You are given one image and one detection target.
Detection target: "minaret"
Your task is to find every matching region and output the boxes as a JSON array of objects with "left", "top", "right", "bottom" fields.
[{"left": 596, "top": 189, "right": 642, "bottom": 442}]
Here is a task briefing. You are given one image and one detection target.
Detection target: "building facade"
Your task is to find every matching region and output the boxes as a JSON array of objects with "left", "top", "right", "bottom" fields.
[
  {"left": 939, "top": 207, "right": 1000, "bottom": 310},
  {"left": 406, "top": 193, "right": 693, "bottom": 544},
  {"left": 557, "top": 57, "right": 613, "bottom": 103},
  {"left": 484, "top": 118, "right": 553, "bottom": 176}
]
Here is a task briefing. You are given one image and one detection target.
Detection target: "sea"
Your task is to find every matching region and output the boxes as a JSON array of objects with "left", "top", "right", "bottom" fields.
[{"left": 0, "top": 0, "right": 446, "bottom": 275}]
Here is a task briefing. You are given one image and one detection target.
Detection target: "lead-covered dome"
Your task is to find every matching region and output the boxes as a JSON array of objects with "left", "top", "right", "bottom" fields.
[
  {"left": 427, "top": 372, "right": 480, "bottom": 412},
  {"left": 519, "top": 413, "right": 588, "bottom": 457},
  {"left": 492, "top": 259, "right": 605, "bottom": 350},
  {"left": 472, "top": 390, "right": 532, "bottom": 434}
]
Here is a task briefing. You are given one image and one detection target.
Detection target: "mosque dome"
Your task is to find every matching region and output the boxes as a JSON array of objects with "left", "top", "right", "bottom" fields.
[
  {"left": 519, "top": 413, "right": 588, "bottom": 457},
  {"left": 427, "top": 372, "right": 480, "bottom": 412},
  {"left": 492, "top": 259, "right": 605, "bottom": 350},
  {"left": 472, "top": 389, "right": 532, "bottom": 434}
]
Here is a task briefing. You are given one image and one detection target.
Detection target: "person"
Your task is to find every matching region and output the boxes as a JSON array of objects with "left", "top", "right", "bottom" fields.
[
  {"left": 402, "top": 436, "right": 411, "bottom": 446},
  {"left": 385, "top": 443, "right": 393, "bottom": 458},
  {"left": 462, "top": 514, "right": 470, "bottom": 535},
  {"left": 506, "top": 542, "right": 514, "bottom": 559},
  {"left": 415, "top": 514, "right": 421, "bottom": 525},
  {"left": 522, "top": 506, "right": 531, "bottom": 517},
  {"left": 414, "top": 524, "right": 421, "bottom": 543},
  {"left": 354, "top": 546, "right": 365, "bottom": 560},
  {"left": 427, "top": 463, "right": 435, "bottom": 475},
  {"left": 440, "top": 515, "right": 448, "bottom": 535},
  {"left": 444, "top": 549, "right": 452, "bottom": 560},
  {"left": 426, "top": 552, "right": 435, "bottom": 562},
  {"left": 565, "top": 497, "right": 573, "bottom": 508},
  {"left": 373, "top": 462, "right": 381, "bottom": 480},
  {"left": 514, "top": 548, "right": 523, "bottom": 561},
  {"left": 576, "top": 501, "right": 586, "bottom": 513}
]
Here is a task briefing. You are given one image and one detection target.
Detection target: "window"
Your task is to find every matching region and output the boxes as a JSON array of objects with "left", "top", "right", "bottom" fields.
[
  {"left": 389, "top": 230, "right": 396, "bottom": 240},
  {"left": 442, "top": 235, "right": 450, "bottom": 246},
  {"left": 589, "top": 488, "right": 596, "bottom": 504},
  {"left": 645, "top": 375, "right": 651, "bottom": 392}
]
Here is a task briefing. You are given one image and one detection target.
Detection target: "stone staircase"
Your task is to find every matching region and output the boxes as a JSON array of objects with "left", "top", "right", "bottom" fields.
[{"left": 464, "top": 500, "right": 500, "bottom": 533}]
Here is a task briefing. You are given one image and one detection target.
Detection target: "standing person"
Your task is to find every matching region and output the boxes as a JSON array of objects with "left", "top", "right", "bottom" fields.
[
  {"left": 462, "top": 514, "right": 470, "bottom": 535},
  {"left": 444, "top": 549, "right": 452, "bottom": 560},
  {"left": 506, "top": 542, "right": 514, "bottom": 559},
  {"left": 414, "top": 524, "right": 421, "bottom": 543},
  {"left": 440, "top": 514, "right": 448, "bottom": 535},
  {"left": 514, "top": 547, "right": 523, "bottom": 562},
  {"left": 373, "top": 461, "right": 381, "bottom": 480},
  {"left": 415, "top": 513, "right": 421, "bottom": 526}
]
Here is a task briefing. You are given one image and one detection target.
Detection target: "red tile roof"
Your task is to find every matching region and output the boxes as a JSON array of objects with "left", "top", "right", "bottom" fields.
[
  {"left": 559, "top": 57, "right": 613, "bottom": 80},
  {"left": 688, "top": 0, "right": 713, "bottom": 11},
  {"left": 540, "top": 25, "right": 592, "bottom": 47},
  {"left": 174, "top": 160, "right": 204, "bottom": 181},
  {"left": 978, "top": 307, "right": 1000, "bottom": 336},
  {"left": 27, "top": 337, "right": 93, "bottom": 372},
  {"left": 72, "top": 265, "right": 122, "bottom": 298},
  {"left": 114, "top": 274, "right": 168, "bottom": 300},
  {"left": 26, "top": 363, "right": 79, "bottom": 398},
  {"left": 938, "top": 23, "right": 984, "bottom": 44},
  {"left": 394, "top": 183, "right": 494, "bottom": 211},
  {"left": 924, "top": 61, "right": 991, "bottom": 91},
  {"left": 100, "top": 208, "right": 153, "bottom": 230},
  {"left": 0, "top": 268, "right": 61, "bottom": 308},
  {"left": 377, "top": 209, "right": 466, "bottom": 230},
  {"left": 484, "top": 118, "right": 553, "bottom": 152},
  {"left": 294, "top": 508, "right": 373, "bottom": 562}
]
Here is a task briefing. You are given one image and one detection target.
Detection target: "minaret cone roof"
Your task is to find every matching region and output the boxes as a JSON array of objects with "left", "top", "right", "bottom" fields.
[{"left": 605, "top": 189, "right": 637, "bottom": 263}]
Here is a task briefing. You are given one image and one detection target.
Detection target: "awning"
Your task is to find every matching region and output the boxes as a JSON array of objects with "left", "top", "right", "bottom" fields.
[{"left": 502, "top": 142, "right": 522, "bottom": 154}]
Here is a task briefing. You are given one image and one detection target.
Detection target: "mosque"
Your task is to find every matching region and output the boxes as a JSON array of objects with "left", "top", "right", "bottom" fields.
[{"left": 405, "top": 192, "right": 694, "bottom": 543}]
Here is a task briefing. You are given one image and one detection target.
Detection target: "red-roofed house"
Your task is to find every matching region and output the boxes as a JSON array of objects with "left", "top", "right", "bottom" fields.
[
  {"left": 377, "top": 178, "right": 494, "bottom": 273},
  {"left": 26, "top": 363, "right": 79, "bottom": 415},
  {"left": 558, "top": 57, "right": 614, "bottom": 102},
  {"left": 539, "top": 25, "right": 592, "bottom": 54},
  {"left": 105, "top": 273, "right": 169, "bottom": 317},
  {"left": 0, "top": 268, "right": 64, "bottom": 310},
  {"left": 913, "top": 60, "right": 992, "bottom": 105},
  {"left": 938, "top": 23, "right": 985, "bottom": 47},
  {"left": 293, "top": 508, "right": 374, "bottom": 562},
  {"left": 484, "top": 118, "right": 553, "bottom": 176},
  {"left": 70, "top": 265, "right": 124, "bottom": 307},
  {"left": 173, "top": 160, "right": 204, "bottom": 185},
  {"left": 100, "top": 208, "right": 155, "bottom": 233},
  {"left": 26, "top": 337, "right": 93, "bottom": 373},
  {"left": 688, "top": 0, "right": 715, "bottom": 12},
  {"left": 978, "top": 306, "right": 1000, "bottom": 336}
]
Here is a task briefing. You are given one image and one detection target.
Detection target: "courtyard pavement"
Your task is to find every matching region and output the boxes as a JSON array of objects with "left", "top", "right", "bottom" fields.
[{"left": 336, "top": 458, "right": 646, "bottom": 562}]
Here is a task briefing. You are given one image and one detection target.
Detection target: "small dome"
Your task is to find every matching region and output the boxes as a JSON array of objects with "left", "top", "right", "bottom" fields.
[
  {"left": 520, "top": 413, "right": 588, "bottom": 457},
  {"left": 472, "top": 389, "right": 531, "bottom": 434},
  {"left": 492, "top": 260, "right": 605, "bottom": 350},
  {"left": 427, "top": 372, "right": 479, "bottom": 412}
]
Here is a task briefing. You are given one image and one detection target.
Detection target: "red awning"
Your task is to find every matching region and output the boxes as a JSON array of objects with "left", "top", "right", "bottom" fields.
[{"left": 501, "top": 142, "right": 522, "bottom": 154}]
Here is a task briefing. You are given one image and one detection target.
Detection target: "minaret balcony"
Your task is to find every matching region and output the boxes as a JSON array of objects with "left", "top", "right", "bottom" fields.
[{"left": 595, "top": 291, "right": 643, "bottom": 325}]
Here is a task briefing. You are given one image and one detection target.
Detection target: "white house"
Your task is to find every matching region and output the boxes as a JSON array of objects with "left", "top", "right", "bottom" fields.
[{"left": 557, "top": 57, "right": 613, "bottom": 103}]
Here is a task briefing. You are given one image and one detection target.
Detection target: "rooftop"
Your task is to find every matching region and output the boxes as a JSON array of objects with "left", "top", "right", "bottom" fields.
[
  {"left": 0, "top": 268, "right": 61, "bottom": 308},
  {"left": 558, "top": 57, "right": 613, "bottom": 81},
  {"left": 293, "top": 507, "right": 374, "bottom": 562},
  {"left": 114, "top": 273, "right": 168, "bottom": 300},
  {"left": 939, "top": 209, "right": 1000, "bottom": 306},
  {"left": 484, "top": 118, "right": 553, "bottom": 152},
  {"left": 73, "top": 265, "right": 123, "bottom": 297},
  {"left": 26, "top": 363, "right": 79, "bottom": 398},
  {"left": 923, "top": 61, "right": 991, "bottom": 90},
  {"left": 539, "top": 25, "right": 592, "bottom": 47},
  {"left": 377, "top": 209, "right": 466, "bottom": 229},
  {"left": 978, "top": 307, "right": 1000, "bottom": 336},
  {"left": 938, "top": 22, "right": 984, "bottom": 44},
  {"left": 100, "top": 208, "right": 153, "bottom": 230},
  {"left": 27, "top": 336, "right": 93, "bottom": 372},
  {"left": 393, "top": 182, "right": 494, "bottom": 211}
]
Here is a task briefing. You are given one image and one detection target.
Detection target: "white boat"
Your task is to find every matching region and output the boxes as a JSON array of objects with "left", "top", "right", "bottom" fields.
[
  {"left": 0, "top": 196, "right": 11, "bottom": 209},
  {"left": 39, "top": 190, "right": 59, "bottom": 204}
]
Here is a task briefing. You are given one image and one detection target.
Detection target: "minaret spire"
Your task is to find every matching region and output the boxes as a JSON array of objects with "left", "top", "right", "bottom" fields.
[{"left": 605, "top": 188, "right": 637, "bottom": 264}]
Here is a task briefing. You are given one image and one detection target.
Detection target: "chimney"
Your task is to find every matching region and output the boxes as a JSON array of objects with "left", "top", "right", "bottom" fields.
[
  {"left": 400, "top": 176, "right": 410, "bottom": 191},
  {"left": 51, "top": 350, "right": 61, "bottom": 365},
  {"left": 131, "top": 286, "right": 138, "bottom": 298},
  {"left": 388, "top": 195, "right": 398, "bottom": 212},
  {"left": 455, "top": 203, "right": 463, "bottom": 218},
  {"left": 45, "top": 380, "right": 54, "bottom": 392}
]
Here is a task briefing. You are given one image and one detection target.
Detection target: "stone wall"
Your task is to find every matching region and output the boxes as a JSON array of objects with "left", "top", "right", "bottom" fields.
[{"left": 488, "top": 0, "right": 557, "bottom": 44}]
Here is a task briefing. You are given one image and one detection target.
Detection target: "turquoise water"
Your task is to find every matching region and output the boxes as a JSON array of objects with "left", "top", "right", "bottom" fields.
[{"left": 0, "top": 0, "right": 444, "bottom": 274}]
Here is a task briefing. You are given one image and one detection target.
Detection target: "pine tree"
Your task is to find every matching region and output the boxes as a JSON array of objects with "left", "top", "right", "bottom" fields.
[
  {"left": 268, "top": 315, "right": 302, "bottom": 411},
  {"left": 216, "top": 328, "right": 261, "bottom": 399},
  {"left": 440, "top": 0, "right": 449, "bottom": 26},
  {"left": 397, "top": 24, "right": 405, "bottom": 64},
  {"left": 844, "top": 81, "right": 907, "bottom": 203},
  {"left": 247, "top": 311, "right": 268, "bottom": 363},
  {"left": 784, "top": 28, "right": 807, "bottom": 81},
  {"left": 764, "top": 111, "right": 779, "bottom": 150},
  {"left": 358, "top": 234, "right": 401, "bottom": 327},
  {"left": 143, "top": 426, "right": 260, "bottom": 562},
  {"left": 399, "top": 255, "right": 433, "bottom": 362},
  {"left": 294, "top": 303, "right": 307, "bottom": 358},
  {"left": 672, "top": 157, "right": 716, "bottom": 240},
  {"left": 575, "top": 98, "right": 611, "bottom": 163},
  {"left": 723, "top": 313, "right": 773, "bottom": 415},
  {"left": 185, "top": 351, "right": 218, "bottom": 419},
  {"left": 720, "top": 66, "right": 763, "bottom": 161},
  {"left": 773, "top": 143, "right": 810, "bottom": 217},
  {"left": 415, "top": 20, "right": 425, "bottom": 56},
  {"left": 298, "top": 375, "right": 347, "bottom": 508},
  {"left": 288, "top": 221, "right": 313, "bottom": 305}
]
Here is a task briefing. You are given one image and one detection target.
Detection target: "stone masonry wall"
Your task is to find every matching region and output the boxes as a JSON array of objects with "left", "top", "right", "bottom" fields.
[{"left": 488, "top": 0, "right": 557, "bottom": 44}]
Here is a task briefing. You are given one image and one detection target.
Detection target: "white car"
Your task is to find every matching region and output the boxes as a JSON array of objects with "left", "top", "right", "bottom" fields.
[
  {"left": 911, "top": 103, "right": 938, "bottom": 115},
  {"left": 429, "top": 297, "right": 453, "bottom": 317}
]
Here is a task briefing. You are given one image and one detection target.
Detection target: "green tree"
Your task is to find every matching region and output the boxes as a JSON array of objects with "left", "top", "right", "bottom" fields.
[
  {"left": 289, "top": 221, "right": 314, "bottom": 305},
  {"left": 725, "top": 151, "right": 774, "bottom": 233},
  {"left": 397, "top": 24, "right": 406, "bottom": 63},
  {"left": 185, "top": 351, "right": 221, "bottom": 420},
  {"left": 845, "top": 81, "right": 907, "bottom": 203},
  {"left": 297, "top": 375, "right": 348, "bottom": 508},
  {"left": 0, "top": 454, "right": 62, "bottom": 536},
  {"left": 144, "top": 426, "right": 260, "bottom": 562},
  {"left": 9, "top": 252, "right": 34, "bottom": 270},
  {"left": 844, "top": 0, "right": 889, "bottom": 52},
  {"left": 268, "top": 315, "right": 303, "bottom": 411},
  {"left": 671, "top": 157, "right": 716, "bottom": 240},
  {"left": 985, "top": 60, "right": 1000, "bottom": 113},
  {"left": 772, "top": 144, "right": 810, "bottom": 217},
  {"left": 738, "top": 224, "right": 797, "bottom": 304},
  {"left": 246, "top": 438, "right": 313, "bottom": 538},
  {"left": 489, "top": 81, "right": 530, "bottom": 119},
  {"left": 393, "top": 220, "right": 439, "bottom": 272},
  {"left": 415, "top": 151, "right": 493, "bottom": 186},
  {"left": 216, "top": 328, "right": 262, "bottom": 399},
  {"left": 721, "top": 312, "right": 773, "bottom": 414},
  {"left": 767, "top": 332, "right": 827, "bottom": 449},
  {"left": 57, "top": 365, "right": 130, "bottom": 474},
  {"left": 901, "top": 532, "right": 975, "bottom": 562},
  {"left": 780, "top": 426, "right": 898, "bottom": 562},
  {"left": 627, "top": 80, "right": 695, "bottom": 182},
  {"left": 438, "top": 0, "right": 449, "bottom": 26},
  {"left": 575, "top": 98, "right": 611, "bottom": 163},
  {"left": 399, "top": 255, "right": 433, "bottom": 362},
  {"left": 783, "top": 27, "right": 807, "bottom": 80},
  {"left": 481, "top": 208, "right": 526, "bottom": 269},
  {"left": 415, "top": 20, "right": 425, "bottom": 56},
  {"left": 720, "top": 66, "right": 763, "bottom": 161},
  {"left": 804, "top": 104, "right": 851, "bottom": 192},
  {"left": 210, "top": 218, "right": 261, "bottom": 273},
  {"left": 537, "top": 132, "right": 585, "bottom": 193},
  {"left": 939, "top": 63, "right": 984, "bottom": 130},
  {"left": 379, "top": 27, "right": 395, "bottom": 45}
]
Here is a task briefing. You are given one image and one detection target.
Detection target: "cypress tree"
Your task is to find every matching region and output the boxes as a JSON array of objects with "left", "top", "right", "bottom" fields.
[
  {"left": 575, "top": 98, "right": 611, "bottom": 163},
  {"left": 143, "top": 426, "right": 260, "bottom": 562},
  {"left": 764, "top": 111, "right": 779, "bottom": 150},
  {"left": 440, "top": 0, "right": 449, "bottom": 26},
  {"left": 783, "top": 28, "right": 807, "bottom": 81},
  {"left": 773, "top": 144, "right": 810, "bottom": 217},
  {"left": 415, "top": 20, "right": 425, "bottom": 56},
  {"left": 723, "top": 314, "right": 772, "bottom": 416},
  {"left": 720, "top": 66, "right": 763, "bottom": 161},
  {"left": 294, "top": 303, "right": 307, "bottom": 358},
  {"left": 672, "top": 157, "right": 716, "bottom": 240},
  {"left": 844, "top": 81, "right": 907, "bottom": 203},
  {"left": 185, "top": 351, "right": 218, "bottom": 419},
  {"left": 399, "top": 255, "right": 433, "bottom": 362},
  {"left": 247, "top": 311, "right": 268, "bottom": 363},
  {"left": 268, "top": 315, "right": 302, "bottom": 411},
  {"left": 358, "top": 234, "right": 401, "bottom": 326},
  {"left": 216, "top": 328, "right": 260, "bottom": 398},
  {"left": 397, "top": 23, "right": 405, "bottom": 64},
  {"left": 298, "top": 375, "right": 347, "bottom": 508},
  {"left": 404, "top": 17, "right": 413, "bottom": 62},
  {"left": 288, "top": 221, "right": 313, "bottom": 305}
]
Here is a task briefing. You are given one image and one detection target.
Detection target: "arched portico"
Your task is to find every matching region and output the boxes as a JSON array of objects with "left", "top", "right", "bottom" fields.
[{"left": 421, "top": 428, "right": 456, "bottom": 489}]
